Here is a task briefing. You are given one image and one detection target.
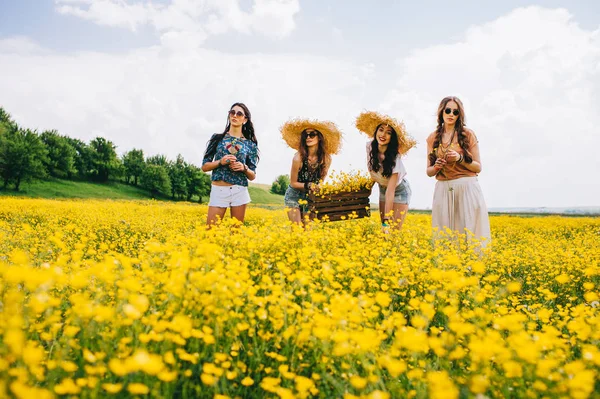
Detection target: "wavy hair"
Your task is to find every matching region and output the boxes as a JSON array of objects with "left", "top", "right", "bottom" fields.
[
  {"left": 368, "top": 124, "right": 399, "bottom": 178},
  {"left": 428, "top": 96, "right": 472, "bottom": 166}
]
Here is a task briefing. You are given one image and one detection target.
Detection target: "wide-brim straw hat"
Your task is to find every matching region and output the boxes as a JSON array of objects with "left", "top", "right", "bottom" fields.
[
  {"left": 355, "top": 111, "right": 416, "bottom": 155},
  {"left": 280, "top": 118, "right": 343, "bottom": 154}
]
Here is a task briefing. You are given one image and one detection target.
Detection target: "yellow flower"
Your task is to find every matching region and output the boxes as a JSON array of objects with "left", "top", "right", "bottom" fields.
[
  {"left": 127, "top": 383, "right": 149, "bottom": 395},
  {"left": 349, "top": 375, "right": 368, "bottom": 390},
  {"left": 54, "top": 379, "right": 81, "bottom": 395},
  {"left": 102, "top": 383, "right": 123, "bottom": 394},
  {"left": 201, "top": 373, "right": 217, "bottom": 385},
  {"left": 241, "top": 377, "right": 254, "bottom": 386},
  {"left": 503, "top": 361, "right": 523, "bottom": 378}
]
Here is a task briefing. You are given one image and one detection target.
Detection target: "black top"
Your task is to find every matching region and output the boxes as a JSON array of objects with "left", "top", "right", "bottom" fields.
[{"left": 298, "top": 159, "right": 322, "bottom": 183}]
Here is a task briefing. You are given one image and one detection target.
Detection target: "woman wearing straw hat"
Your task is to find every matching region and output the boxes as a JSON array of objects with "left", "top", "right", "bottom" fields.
[
  {"left": 356, "top": 111, "right": 416, "bottom": 232},
  {"left": 426, "top": 96, "right": 491, "bottom": 247},
  {"left": 280, "top": 119, "right": 342, "bottom": 224},
  {"left": 201, "top": 102, "right": 259, "bottom": 226}
]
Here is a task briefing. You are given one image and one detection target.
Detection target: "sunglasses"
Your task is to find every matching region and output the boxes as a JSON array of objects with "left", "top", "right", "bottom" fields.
[
  {"left": 305, "top": 132, "right": 319, "bottom": 139},
  {"left": 229, "top": 110, "right": 245, "bottom": 118},
  {"left": 444, "top": 108, "right": 460, "bottom": 116}
]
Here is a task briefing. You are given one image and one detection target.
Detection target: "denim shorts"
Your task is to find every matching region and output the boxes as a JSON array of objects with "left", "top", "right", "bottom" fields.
[
  {"left": 209, "top": 185, "right": 251, "bottom": 207},
  {"left": 284, "top": 186, "right": 308, "bottom": 210},
  {"left": 379, "top": 178, "right": 411, "bottom": 205}
]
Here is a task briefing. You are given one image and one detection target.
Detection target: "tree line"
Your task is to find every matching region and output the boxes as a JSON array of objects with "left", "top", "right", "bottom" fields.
[{"left": 0, "top": 107, "right": 211, "bottom": 201}]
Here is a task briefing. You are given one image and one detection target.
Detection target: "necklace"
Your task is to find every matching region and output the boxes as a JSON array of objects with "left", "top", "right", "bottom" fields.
[
  {"left": 438, "top": 130, "right": 455, "bottom": 157},
  {"left": 441, "top": 130, "right": 455, "bottom": 147},
  {"left": 307, "top": 156, "right": 319, "bottom": 170}
]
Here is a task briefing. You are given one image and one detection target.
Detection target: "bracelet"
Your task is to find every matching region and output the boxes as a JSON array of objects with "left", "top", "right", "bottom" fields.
[
  {"left": 457, "top": 154, "right": 464, "bottom": 163},
  {"left": 382, "top": 222, "right": 390, "bottom": 227},
  {"left": 244, "top": 164, "right": 248, "bottom": 172}
]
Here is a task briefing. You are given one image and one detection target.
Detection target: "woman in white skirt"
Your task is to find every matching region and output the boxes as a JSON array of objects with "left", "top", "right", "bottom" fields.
[{"left": 426, "top": 96, "right": 491, "bottom": 247}]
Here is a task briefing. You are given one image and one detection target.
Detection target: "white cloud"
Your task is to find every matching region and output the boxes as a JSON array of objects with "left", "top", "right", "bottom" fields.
[
  {"left": 381, "top": 6, "right": 600, "bottom": 208},
  {"left": 1, "top": 5, "right": 599, "bottom": 208},
  {"left": 0, "top": 39, "right": 373, "bottom": 191},
  {"left": 54, "top": 0, "right": 301, "bottom": 46},
  {"left": 0, "top": 36, "right": 49, "bottom": 55}
]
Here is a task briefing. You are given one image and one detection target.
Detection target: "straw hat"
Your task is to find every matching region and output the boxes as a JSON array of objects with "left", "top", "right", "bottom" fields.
[
  {"left": 280, "top": 118, "right": 343, "bottom": 154},
  {"left": 355, "top": 111, "right": 416, "bottom": 154}
]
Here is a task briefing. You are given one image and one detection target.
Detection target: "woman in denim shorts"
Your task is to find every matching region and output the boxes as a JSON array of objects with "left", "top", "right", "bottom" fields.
[
  {"left": 280, "top": 119, "right": 343, "bottom": 224},
  {"left": 356, "top": 111, "right": 416, "bottom": 232}
]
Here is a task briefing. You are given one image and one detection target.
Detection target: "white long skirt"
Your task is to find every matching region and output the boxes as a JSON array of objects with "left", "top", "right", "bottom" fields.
[{"left": 432, "top": 176, "right": 491, "bottom": 247}]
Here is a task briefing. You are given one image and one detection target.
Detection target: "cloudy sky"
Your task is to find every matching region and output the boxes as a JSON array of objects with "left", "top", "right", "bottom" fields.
[{"left": 1, "top": 0, "right": 599, "bottom": 208}]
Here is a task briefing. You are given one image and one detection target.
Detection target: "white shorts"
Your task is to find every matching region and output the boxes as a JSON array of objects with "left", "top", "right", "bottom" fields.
[{"left": 209, "top": 185, "right": 251, "bottom": 207}]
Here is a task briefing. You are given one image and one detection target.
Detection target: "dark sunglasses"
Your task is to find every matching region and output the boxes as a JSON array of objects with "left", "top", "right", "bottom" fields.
[
  {"left": 444, "top": 108, "right": 459, "bottom": 116},
  {"left": 305, "top": 132, "right": 319, "bottom": 139},
  {"left": 229, "top": 110, "right": 245, "bottom": 118}
]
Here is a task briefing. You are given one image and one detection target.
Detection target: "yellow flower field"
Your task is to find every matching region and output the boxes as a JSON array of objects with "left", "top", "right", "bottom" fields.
[{"left": 0, "top": 198, "right": 599, "bottom": 398}]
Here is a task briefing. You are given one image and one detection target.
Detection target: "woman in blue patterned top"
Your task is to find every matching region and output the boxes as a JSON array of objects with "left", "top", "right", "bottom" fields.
[
  {"left": 202, "top": 103, "right": 259, "bottom": 226},
  {"left": 280, "top": 119, "right": 342, "bottom": 224}
]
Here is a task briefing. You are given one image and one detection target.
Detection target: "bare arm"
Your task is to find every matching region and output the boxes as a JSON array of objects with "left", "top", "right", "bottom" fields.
[
  {"left": 383, "top": 173, "right": 399, "bottom": 218},
  {"left": 445, "top": 131, "right": 482, "bottom": 173},
  {"left": 202, "top": 154, "right": 237, "bottom": 172},
  {"left": 229, "top": 160, "right": 257, "bottom": 180},
  {"left": 288, "top": 153, "right": 305, "bottom": 190},
  {"left": 321, "top": 158, "right": 331, "bottom": 181},
  {"left": 463, "top": 140, "right": 482, "bottom": 173}
]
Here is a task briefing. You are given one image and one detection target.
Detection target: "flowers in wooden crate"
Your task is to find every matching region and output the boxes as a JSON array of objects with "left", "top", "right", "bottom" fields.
[{"left": 313, "top": 170, "right": 374, "bottom": 197}]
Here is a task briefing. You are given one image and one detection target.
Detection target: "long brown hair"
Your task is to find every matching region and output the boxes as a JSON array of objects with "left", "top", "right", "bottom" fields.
[
  {"left": 428, "top": 96, "right": 472, "bottom": 166},
  {"left": 299, "top": 129, "right": 329, "bottom": 180}
]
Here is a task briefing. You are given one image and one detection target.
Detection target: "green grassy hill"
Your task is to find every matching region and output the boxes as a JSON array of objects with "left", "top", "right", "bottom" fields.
[
  {"left": 0, "top": 179, "right": 159, "bottom": 200},
  {"left": 0, "top": 178, "right": 284, "bottom": 206},
  {"left": 248, "top": 183, "right": 284, "bottom": 205}
]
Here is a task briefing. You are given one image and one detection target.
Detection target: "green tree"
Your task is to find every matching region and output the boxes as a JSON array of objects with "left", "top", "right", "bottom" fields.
[
  {"left": 0, "top": 107, "right": 17, "bottom": 130},
  {"left": 40, "top": 130, "right": 77, "bottom": 178},
  {"left": 0, "top": 127, "right": 48, "bottom": 190},
  {"left": 168, "top": 154, "right": 188, "bottom": 200},
  {"left": 146, "top": 154, "right": 168, "bottom": 167},
  {"left": 140, "top": 164, "right": 171, "bottom": 198},
  {"left": 184, "top": 163, "right": 211, "bottom": 203},
  {"left": 122, "top": 149, "right": 145, "bottom": 185},
  {"left": 89, "top": 137, "right": 118, "bottom": 182},
  {"left": 64, "top": 137, "right": 93, "bottom": 179},
  {"left": 270, "top": 174, "right": 290, "bottom": 195}
]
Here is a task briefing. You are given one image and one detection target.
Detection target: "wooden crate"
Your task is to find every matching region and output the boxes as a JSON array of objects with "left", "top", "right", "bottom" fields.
[{"left": 307, "top": 188, "right": 372, "bottom": 222}]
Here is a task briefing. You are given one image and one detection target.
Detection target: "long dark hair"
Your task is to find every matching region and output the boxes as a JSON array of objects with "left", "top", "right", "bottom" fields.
[
  {"left": 428, "top": 96, "right": 472, "bottom": 166},
  {"left": 203, "top": 102, "right": 259, "bottom": 162},
  {"left": 368, "top": 124, "right": 399, "bottom": 178},
  {"left": 298, "top": 129, "right": 329, "bottom": 180}
]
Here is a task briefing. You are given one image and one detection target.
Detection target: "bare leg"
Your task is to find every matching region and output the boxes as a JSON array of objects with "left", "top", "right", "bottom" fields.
[
  {"left": 207, "top": 206, "right": 227, "bottom": 227},
  {"left": 230, "top": 204, "right": 248, "bottom": 224},
  {"left": 392, "top": 203, "right": 409, "bottom": 230},
  {"left": 287, "top": 207, "right": 302, "bottom": 224},
  {"left": 379, "top": 201, "right": 389, "bottom": 222}
]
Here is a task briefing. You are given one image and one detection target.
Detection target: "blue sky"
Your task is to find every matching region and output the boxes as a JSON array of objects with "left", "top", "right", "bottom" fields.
[
  {"left": 0, "top": 0, "right": 599, "bottom": 208},
  {"left": 2, "top": 0, "right": 598, "bottom": 55}
]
